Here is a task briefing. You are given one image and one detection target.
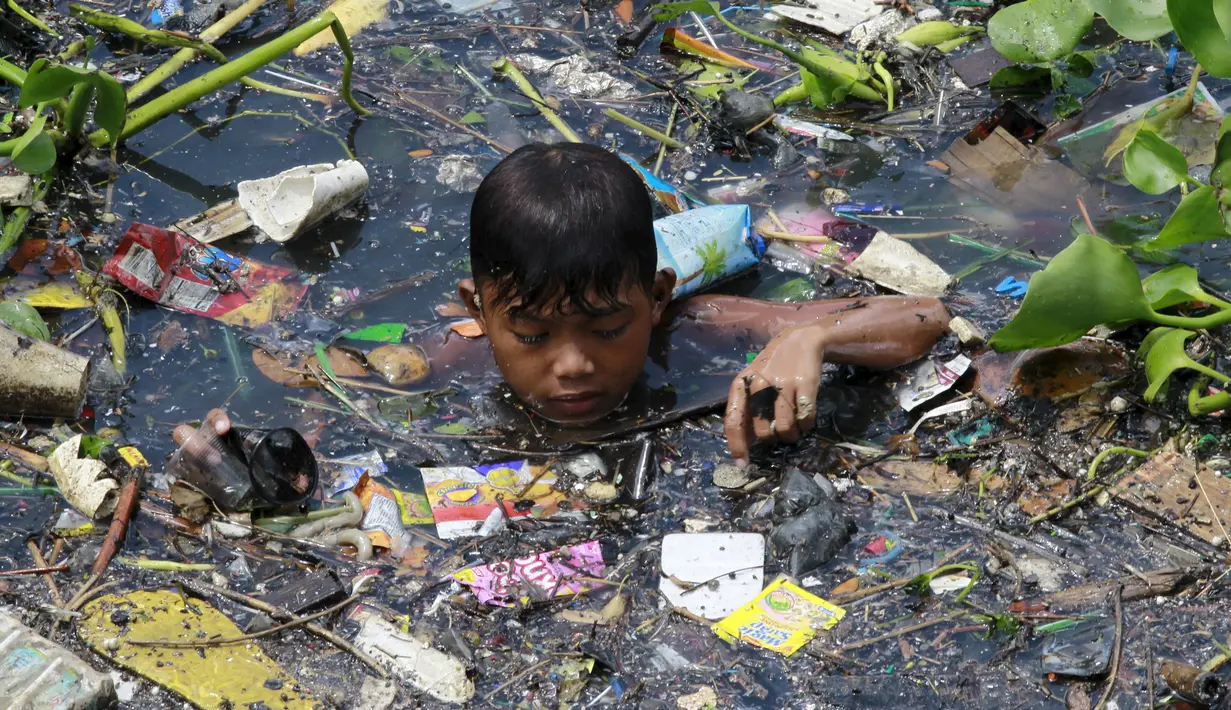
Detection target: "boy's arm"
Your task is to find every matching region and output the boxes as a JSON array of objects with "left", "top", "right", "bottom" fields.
[{"left": 719, "top": 296, "right": 951, "bottom": 465}]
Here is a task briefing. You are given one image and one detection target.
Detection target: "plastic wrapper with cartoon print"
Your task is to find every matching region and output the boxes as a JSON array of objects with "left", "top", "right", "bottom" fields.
[{"left": 452, "top": 539, "right": 611, "bottom": 606}]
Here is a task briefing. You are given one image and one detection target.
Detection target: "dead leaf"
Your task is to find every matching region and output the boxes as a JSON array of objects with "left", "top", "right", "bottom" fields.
[
  {"left": 152, "top": 321, "right": 190, "bottom": 352},
  {"left": 1017, "top": 479, "right": 1075, "bottom": 517},
  {"left": 972, "top": 341, "right": 1130, "bottom": 406},
  {"left": 449, "top": 319, "right": 484, "bottom": 338},
  {"left": 170, "top": 481, "right": 212, "bottom": 523},
  {"left": 323, "top": 347, "right": 369, "bottom": 378},
  {"left": 409, "top": 149, "right": 434, "bottom": 159},
  {"left": 1115, "top": 442, "right": 1231, "bottom": 545},
  {"left": 252, "top": 349, "right": 316, "bottom": 387},
  {"left": 614, "top": 0, "right": 633, "bottom": 23},
  {"left": 831, "top": 577, "right": 859, "bottom": 596},
  {"left": 898, "top": 637, "right": 914, "bottom": 661},
  {"left": 435, "top": 301, "right": 470, "bottom": 318},
  {"left": 600, "top": 593, "right": 626, "bottom": 620},
  {"left": 857, "top": 460, "right": 962, "bottom": 496},
  {"left": 557, "top": 609, "right": 609, "bottom": 625}
]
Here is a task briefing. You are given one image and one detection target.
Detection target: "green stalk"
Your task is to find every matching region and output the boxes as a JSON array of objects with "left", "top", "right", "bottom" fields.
[
  {"left": 1149, "top": 308, "right": 1231, "bottom": 331},
  {"left": 1189, "top": 381, "right": 1231, "bottom": 416},
  {"left": 492, "top": 57, "right": 582, "bottom": 142},
  {"left": 0, "top": 58, "right": 27, "bottom": 87},
  {"left": 604, "top": 108, "right": 684, "bottom": 148},
  {"left": 1086, "top": 446, "right": 1150, "bottom": 481},
  {"left": 7, "top": 0, "right": 59, "bottom": 37},
  {"left": 873, "top": 59, "right": 894, "bottom": 112},
  {"left": 97, "top": 11, "right": 366, "bottom": 146},
  {"left": 63, "top": 83, "right": 95, "bottom": 140},
  {"left": 127, "top": 0, "right": 267, "bottom": 102},
  {"left": 71, "top": 5, "right": 229, "bottom": 63},
  {"left": 0, "top": 170, "right": 50, "bottom": 255}
]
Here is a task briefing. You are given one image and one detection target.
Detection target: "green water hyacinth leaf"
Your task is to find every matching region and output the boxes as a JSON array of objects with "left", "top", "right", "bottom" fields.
[
  {"left": 1138, "top": 327, "right": 1229, "bottom": 401},
  {"left": 1089, "top": 0, "right": 1171, "bottom": 40},
  {"left": 1123, "top": 129, "right": 1189, "bottom": 194},
  {"left": 1145, "top": 185, "right": 1229, "bottom": 250},
  {"left": 18, "top": 59, "right": 127, "bottom": 143},
  {"left": 1168, "top": 0, "right": 1231, "bottom": 77},
  {"left": 1141, "top": 264, "right": 1231, "bottom": 311},
  {"left": 989, "top": 234, "right": 1154, "bottom": 352},
  {"left": 0, "top": 300, "right": 50, "bottom": 341},
  {"left": 10, "top": 114, "right": 55, "bottom": 175},
  {"left": 651, "top": 0, "right": 717, "bottom": 21},
  {"left": 988, "top": 0, "right": 1093, "bottom": 64}
]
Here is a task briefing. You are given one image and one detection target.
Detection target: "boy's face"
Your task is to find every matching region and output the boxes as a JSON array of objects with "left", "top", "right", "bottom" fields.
[{"left": 460, "top": 271, "right": 675, "bottom": 426}]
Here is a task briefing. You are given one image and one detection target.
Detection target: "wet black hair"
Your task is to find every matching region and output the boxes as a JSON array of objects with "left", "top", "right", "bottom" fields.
[{"left": 469, "top": 142, "right": 657, "bottom": 317}]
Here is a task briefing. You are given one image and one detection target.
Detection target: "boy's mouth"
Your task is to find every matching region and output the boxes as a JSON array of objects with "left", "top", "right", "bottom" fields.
[{"left": 544, "top": 391, "right": 606, "bottom": 419}]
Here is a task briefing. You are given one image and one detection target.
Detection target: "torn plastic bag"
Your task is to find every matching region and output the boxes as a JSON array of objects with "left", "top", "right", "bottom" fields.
[
  {"left": 656, "top": 204, "right": 764, "bottom": 298},
  {"left": 771, "top": 469, "right": 854, "bottom": 576},
  {"left": 1041, "top": 619, "right": 1115, "bottom": 678},
  {"left": 103, "top": 223, "right": 308, "bottom": 328},
  {"left": 49, "top": 435, "right": 119, "bottom": 519},
  {"left": 237, "top": 160, "right": 369, "bottom": 243}
]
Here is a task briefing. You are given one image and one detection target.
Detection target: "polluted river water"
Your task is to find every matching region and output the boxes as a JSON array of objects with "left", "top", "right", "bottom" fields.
[{"left": 0, "top": 0, "right": 1230, "bottom": 707}]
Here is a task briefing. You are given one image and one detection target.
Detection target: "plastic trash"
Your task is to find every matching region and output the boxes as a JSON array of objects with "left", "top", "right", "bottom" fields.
[
  {"left": 421, "top": 460, "right": 579, "bottom": 539},
  {"left": 512, "top": 54, "right": 639, "bottom": 100},
  {"left": 77, "top": 590, "right": 314, "bottom": 708},
  {"left": 770, "top": 0, "right": 880, "bottom": 36},
  {"left": 770, "top": 469, "right": 855, "bottom": 576},
  {"left": 0, "top": 610, "right": 115, "bottom": 709},
  {"left": 166, "top": 421, "right": 318, "bottom": 512},
  {"left": 346, "top": 605, "right": 475, "bottom": 704},
  {"left": 1040, "top": 620, "right": 1115, "bottom": 677},
  {"left": 1160, "top": 658, "right": 1227, "bottom": 706},
  {"left": 0, "top": 175, "right": 33, "bottom": 207},
  {"left": 660, "top": 532, "right": 765, "bottom": 619},
  {"left": 713, "top": 576, "right": 845, "bottom": 656},
  {"left": 103, "top": 224, "right": 309, "bottom": 328},
  {"left": 236, "top": 160, "right": 368, "bottom": 243},
  {"left": 453, "top": 539, "right": 612, "bottom": 606},
  {"left": 0, "top": 321, "right": 90, "bottom": 419},
  {"left": 846, "top": 231, "right": 954, "bottom": 297},
  {"left": 655, "top": 204, "right": 764, "bottom": 298},
  {"left": 719, "top": 91, "right": 775, "bottom": 132},
  {"left": 48, "top": 435, "right": 119, "bottom": 519},
  {"left": 895, "top": 354, "right": 972, "bottom": 412}
]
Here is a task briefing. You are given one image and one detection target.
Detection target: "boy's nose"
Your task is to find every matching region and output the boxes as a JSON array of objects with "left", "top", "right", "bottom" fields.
[{"left": 551, "top": 343, "right": 596, "bottom": 380}]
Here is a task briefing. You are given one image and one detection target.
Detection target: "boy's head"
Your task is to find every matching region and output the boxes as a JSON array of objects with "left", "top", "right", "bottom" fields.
[{"left": 460, "top": 143, "right": 676, "bottom": 425}]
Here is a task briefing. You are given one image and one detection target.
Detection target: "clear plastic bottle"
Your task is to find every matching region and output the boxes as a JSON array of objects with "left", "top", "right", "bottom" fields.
[{"left": 0, "top": 611, "right": 114, "bottom": 709}]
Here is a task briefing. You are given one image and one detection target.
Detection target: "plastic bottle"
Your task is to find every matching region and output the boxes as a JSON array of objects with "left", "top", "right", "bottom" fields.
[
  {"left": 655, "top": 204, "right": 764, "bottom": 298},
  {"left": 0, "top": 611, "right": 114, "bottom": 709}
]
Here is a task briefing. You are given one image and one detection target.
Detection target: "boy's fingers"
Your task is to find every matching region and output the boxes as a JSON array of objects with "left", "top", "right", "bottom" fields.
[
  {"left": 752, "top": 384, "right": 775, "bottom": 441},
  {"left": 724, "top": 375, "right": 751, "bottom": 465},
  {"left": 796, "top": 375, "right": 820, "bottom": 434},
  {"left": 206, "top": 409, "right": 231, "bottom": 435},
  {"left": 773, "top": 386, "right": 800, "bottom": 443},
  {"left": 172, "top": 424, "right": 195, "bottom": 446}
]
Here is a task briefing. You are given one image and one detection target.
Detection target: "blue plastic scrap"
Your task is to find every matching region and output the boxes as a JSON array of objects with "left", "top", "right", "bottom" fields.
[
  {"left": 1165, "top": 47, "right": 1179, "bottom": 76},
  {"left": 149, "top": 0, "right": 183, "bottom": 24},
  {"left": 832, "top": 202, "right": 903, "bottom": 216},
  {"left": 996, "top": 276, "right": 1029, "bottom": 298}
]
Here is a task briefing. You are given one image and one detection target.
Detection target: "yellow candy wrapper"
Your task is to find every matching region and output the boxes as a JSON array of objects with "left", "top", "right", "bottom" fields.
[{"left": 713, "top": 577, "right": 845, "bottom": 657}]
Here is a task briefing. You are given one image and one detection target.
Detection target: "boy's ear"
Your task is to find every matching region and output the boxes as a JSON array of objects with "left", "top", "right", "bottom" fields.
[
  {"left": 649, "top": 268, "right": 676, "bottom": 324},
  {"left": 458, "top": 279, "right": 487, "bottom": 332}
]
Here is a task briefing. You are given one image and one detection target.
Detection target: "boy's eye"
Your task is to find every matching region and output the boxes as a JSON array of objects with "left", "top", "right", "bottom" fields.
[
  {"left": 514, "top": 332, "right": 547, "bottom": 345},
  {"left": 596, "top": 324, "right": 628, "bottom": 340}
]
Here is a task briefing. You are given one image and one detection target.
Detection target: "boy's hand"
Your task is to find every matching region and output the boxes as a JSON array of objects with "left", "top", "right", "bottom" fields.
[
  {"left": 172, "top": 409, "right": 232, "bottom": 468},
  {"left": 724, "top": 324, "right": 826, "bottom": 467}
]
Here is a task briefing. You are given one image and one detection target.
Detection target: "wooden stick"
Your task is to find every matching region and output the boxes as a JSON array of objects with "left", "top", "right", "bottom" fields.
[
  {"left": 838, "top": 612, "right": 966, "bottom": 653},
  {"left": 1076, "top": 196, "right": 1097, "bottom": 235},
  {"left": 128, "top": 593, "right": 360, "bottom": 647},
  {"left": 177, "top": 579, "right": 388, "bottom": 678},
  {"left": 831, "top": 543, "right": 972, "bottom": 604},
  {"left": 0, "top": 441, "right": 48, "bottom": 472},
  {"left": 1093, "top": 586, "right": 1123, "bottom": 710},
  {"left": 391, "top": 88, "right": 512, "bottom": 154},
  {"left": 90, "top": 468, "right": 144, "bottom": 578},
  {"left": 25, "top": 542, "right": 63, "bottom": 606}
]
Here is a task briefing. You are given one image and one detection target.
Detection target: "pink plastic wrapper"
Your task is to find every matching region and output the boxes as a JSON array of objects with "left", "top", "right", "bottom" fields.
[{"left": 452, "top": 540, "right": 606, "bottom": 607}]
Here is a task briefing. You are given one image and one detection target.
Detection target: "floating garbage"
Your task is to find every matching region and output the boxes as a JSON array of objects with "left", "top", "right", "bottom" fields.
[
  {"left": 453, "top": 539, "right": 611, "bottom": 606},
  {"left": 103, "top": 224, "right": 308, "bottom": 328},
  {"left": 421, "top": 460, "right": 578, "bottom": 539},
  {"left": 236, "top": 160, "right": 369, "bottom": 243},
  {"left": 0, "top": 321, "right": 91, "bottom": 419},
  {"left": 846, "top": 232, "right": 954, "bottom": 297},
  {"left": 713, "top": 576, "right": 845, "bottom": 656},
  {"left": 659, "top": 532, "right": 765, "bottom": 619},
  {"left": 656, "top": 204, "right": 764, "bottom": 298},
  {"left": 48, "top": 434, "right": 118, "bottom": 519},
  {"left": 0, "top": 610, "right": 115, "bottom": 708},
  {"left": 346, "top": 605, "right": 475, "bottom": 704},
  {"left": 77, "top": 590, "right": 316, "bottom": 709}
]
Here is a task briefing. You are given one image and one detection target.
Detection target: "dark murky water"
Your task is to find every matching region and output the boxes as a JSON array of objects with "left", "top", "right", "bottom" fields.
[{"left": 1, "top": 1, "right": 1230, "bottom": 707}]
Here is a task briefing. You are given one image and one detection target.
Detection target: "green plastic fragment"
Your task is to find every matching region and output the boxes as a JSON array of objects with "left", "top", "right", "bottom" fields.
[{"left": 345, "top": 323, "right": 407, "bottom": 343}]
